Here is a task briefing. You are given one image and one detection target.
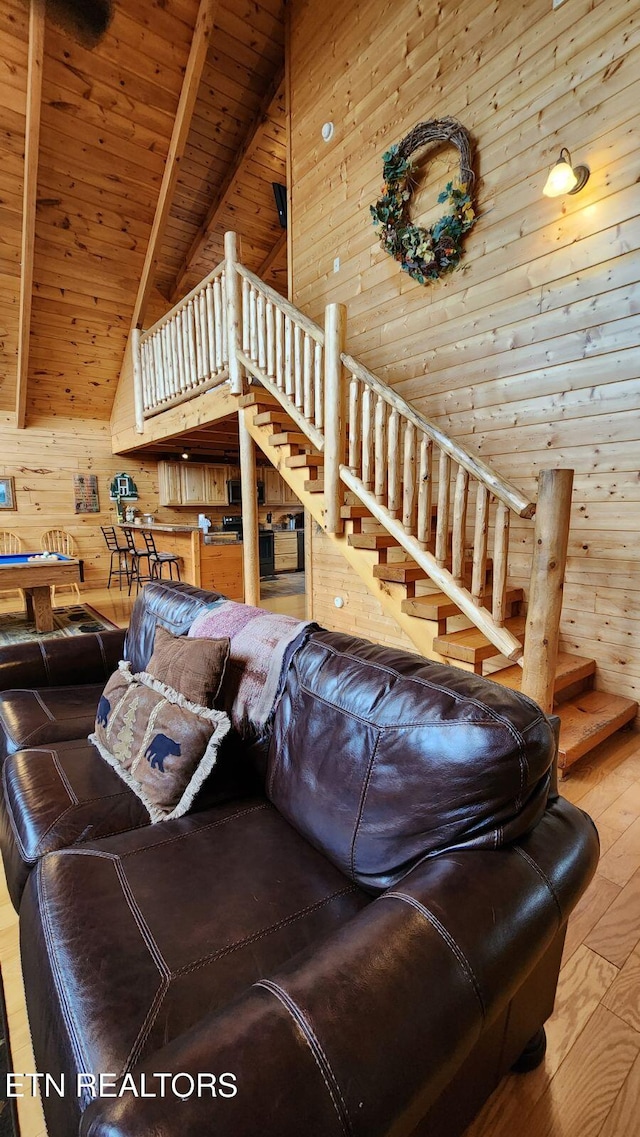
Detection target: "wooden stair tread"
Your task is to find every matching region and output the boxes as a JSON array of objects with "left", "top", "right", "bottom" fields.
[
  {"left": 556, "top": 691, "right": 637, "bottom": 768},
  {"left": 269, "top": 431, "right": 309, "bottom": 446},
  {"left": 254, "top": 410, "right": 288, "bottom": 427},
  {"left": 239, "top": 390, "right": 281, "bottom": 409},
  {"left": 402, "top": 587, "right": 523, "bottom": 623},
  {"left": 304, "top": 478, "right": 324, "bottom": 493},
  {"left": 373, "top": 562, "right": 429, "bottom": 583},
  {"left": 433, "top": 616, "right": 526, "bottom": 664},
  {"left": 340, "top": 505, "right": 372, "bottom": 519},
  {"left": 491, "top": 653, "right": 596, "bottom": 695},
  {"left": 348, "top": 533, "right": 400, "bottom": 550},
  {"left": 286, "top": 453, "right": 324, "bottom": 468}
]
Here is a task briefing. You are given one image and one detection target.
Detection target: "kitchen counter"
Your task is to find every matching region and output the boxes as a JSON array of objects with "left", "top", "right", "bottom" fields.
[
  {"left": 122, "top": 523, "right": 200, "bottom": 533},
  {"left": 119, "top": 524, "right": 243, "bottom": 601}
]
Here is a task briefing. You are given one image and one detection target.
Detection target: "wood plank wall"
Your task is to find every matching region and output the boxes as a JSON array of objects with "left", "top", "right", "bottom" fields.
[
  {"left": 290, "top": 0, "right": 640, "bottom": 703},
  {"left": 0, "top": 419, "right": 182, "bottom": 586},
  {"left": 0, "top": 0, "right": 27, "bottom": 413}
]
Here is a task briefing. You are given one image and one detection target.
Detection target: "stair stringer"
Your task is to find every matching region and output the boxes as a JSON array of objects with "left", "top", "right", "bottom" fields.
[{"left": 243, "top": 409, "right": 451, "bottom": 663}]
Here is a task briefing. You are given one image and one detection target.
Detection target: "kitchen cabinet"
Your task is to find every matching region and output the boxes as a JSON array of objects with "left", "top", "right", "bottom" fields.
[
  {"left": 205, "top": 465, "right": 227, "bottom": 505},
  {"left": 158, "top": 461, "right": 230, "bottom": 507},
  {"left": 158, "top": 462, "right": 182, "bottom": 507},
  {"left": 263, "top": 467, "right": 284, "bottom": 505},
  {"left": 274, "top": 531, "right": 299, "bottom": 573},
  {"left": 283, "top": 481, "right": 300, "bottom": 505},
  {"left": 180, "top": 464, "right": 207, "bottom": 505}
]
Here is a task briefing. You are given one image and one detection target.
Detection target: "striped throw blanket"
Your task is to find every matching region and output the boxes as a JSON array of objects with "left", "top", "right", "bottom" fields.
[{"left": 188, "top": 599, "right": 317, "bottom": 742}]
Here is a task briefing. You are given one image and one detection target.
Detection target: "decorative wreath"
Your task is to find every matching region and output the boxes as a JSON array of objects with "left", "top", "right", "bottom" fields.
[{"left": 370, "top": 118, "right": 477, "bottom": 285}]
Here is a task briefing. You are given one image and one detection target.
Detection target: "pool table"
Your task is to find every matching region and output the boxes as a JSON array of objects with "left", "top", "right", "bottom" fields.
[{"left": 0, "top": 553, "right": 81, "bottom": 633}]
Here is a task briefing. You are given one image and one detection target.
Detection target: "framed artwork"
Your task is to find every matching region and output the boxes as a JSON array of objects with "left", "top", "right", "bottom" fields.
[
  {"left": 73, "top": 473, "right": 100, "bottom": 514},
  {"left": 0, "top": 476, "right": 16, "bottom": 510}
]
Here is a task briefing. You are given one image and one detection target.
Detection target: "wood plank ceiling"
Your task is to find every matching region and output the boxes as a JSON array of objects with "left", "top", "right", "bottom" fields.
[{"left": 0, "top": 0, "right": 286, "bottom": 424}]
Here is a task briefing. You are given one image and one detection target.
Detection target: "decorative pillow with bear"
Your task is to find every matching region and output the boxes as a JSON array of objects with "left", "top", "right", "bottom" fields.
[{"left": 90, "top": 661, "right": 231, "bottom": 822}]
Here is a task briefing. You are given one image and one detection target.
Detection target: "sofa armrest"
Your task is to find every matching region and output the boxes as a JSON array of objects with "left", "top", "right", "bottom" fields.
[
  {"left": 0, "top": 628, "right": 126, "bottom": 691},
  {"left": 80, "top": 797, "right": 598, "bottom": 1137}
]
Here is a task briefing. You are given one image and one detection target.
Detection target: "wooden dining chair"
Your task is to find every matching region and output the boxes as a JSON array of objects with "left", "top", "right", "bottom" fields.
[
  {"left": 0, "top": 531, "right": 23, "bottom": 600},
  {"left": 40, "top": 529, "right": 82, "bottom": 603}
]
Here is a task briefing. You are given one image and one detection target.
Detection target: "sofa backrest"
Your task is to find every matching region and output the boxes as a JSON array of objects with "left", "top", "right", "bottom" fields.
[
  {"left": 267, "top": 630, "right": 555, "bottom": 893},
  {"left": 124, "top": 581, "right": 224, "bottom": 674}
]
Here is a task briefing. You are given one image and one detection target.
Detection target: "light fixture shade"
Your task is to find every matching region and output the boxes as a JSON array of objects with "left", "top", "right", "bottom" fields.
[
  {"left": 543, "top": 159, "right": 578, "bottom": 197},
  {"left": 542, "top": 147, "right": 590, "bottom": 198}
]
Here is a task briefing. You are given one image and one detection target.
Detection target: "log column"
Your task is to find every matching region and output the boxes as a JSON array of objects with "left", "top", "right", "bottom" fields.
[
  {"left": 521, "top": 468, "right": 574, "bottom": 714},
  {"left": 323, "top": 303, "right": 347, "bottom": 535},
  {"left": 238, "top": 410, "right": 260, "bottom": 606}
]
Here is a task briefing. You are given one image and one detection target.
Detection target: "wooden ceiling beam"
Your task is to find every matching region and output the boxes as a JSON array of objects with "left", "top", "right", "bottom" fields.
[
  {"left": 16, "top": 0, "right": 45, "bottom": 429},
  {"left": 131, "top": 0, "right": 221, "bottom": 333},
  {"left": 258, "top": 230, "right": 287, "bottom": 278},
  {"left": 170, "top": 66, "right": 285, "bottom": 303}
]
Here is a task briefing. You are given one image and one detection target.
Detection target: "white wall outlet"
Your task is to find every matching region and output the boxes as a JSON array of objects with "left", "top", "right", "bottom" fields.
[{"left": 333, "top": 256, "right": 340, "bottom": 273}]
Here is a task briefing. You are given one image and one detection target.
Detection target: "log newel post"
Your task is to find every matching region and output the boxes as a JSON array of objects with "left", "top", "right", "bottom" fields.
[
  {"left": 323, "top": 303, "right": 348, "bottom": 535},
  {"left": 132, "top": 328, "right": 144, "bottom": 435},
  {"left": 521, "top": 468, "right": 574, "bottom": 714},
  {"left": 225, "top": 231, "right": 244, "bottom": 395},
  {"left": 238, "top": 410, "right": 260, "bottom": 606}
]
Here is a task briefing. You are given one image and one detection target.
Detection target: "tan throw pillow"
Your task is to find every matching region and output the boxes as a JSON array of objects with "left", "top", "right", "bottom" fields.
[
  {"left": 145, "top": 624, "right": 230, "bottom": 707},
  {"left": 90, "top": 662, "right": 231, "bottom": 822}
]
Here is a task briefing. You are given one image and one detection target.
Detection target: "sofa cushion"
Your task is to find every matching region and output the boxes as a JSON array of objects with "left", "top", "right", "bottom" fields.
[
  {"left": 145, "top": 625, "right": 230, "bottom": 707},
  {"left": 268, "top": 630, "right": 555, "bottom": 892},
  {"left": 0, "top": 683, "right": 105, "bottom": 767},
  {"left": 90, "top": 663, "right": 231, "bottom": 822},
  {"left": 19, "top": 800, "right": 370, "bottom": 1135},
  {"left": 0, "top": 738, "right": 149, "bottom": 909}
]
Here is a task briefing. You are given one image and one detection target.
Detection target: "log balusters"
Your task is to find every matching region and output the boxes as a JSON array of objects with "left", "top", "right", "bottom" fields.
[
  {"left": 137, "top": 260, "right": 230, "bottom": 417},
  {"left": 235, "top": 264, "right": 325, "bottom": 451}
]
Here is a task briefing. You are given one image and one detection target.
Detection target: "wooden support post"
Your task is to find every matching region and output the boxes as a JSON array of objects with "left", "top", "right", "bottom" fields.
[
  {"left": 323, "top": 303, "right": 347, "bottom": 535},
  {"left": 225, "top": 231, "right": 244, "bottom": 395},
  {"left": 521, "top": 468, "right": 574, "bottom": 714},
  {"left": 132, "top": 328, "right": 144, "bottom": 434},
  {"left": 238, "top": 411, "right": 260, "bottom": 606}
]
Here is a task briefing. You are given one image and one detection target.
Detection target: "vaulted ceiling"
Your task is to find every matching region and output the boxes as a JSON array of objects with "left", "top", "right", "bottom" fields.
[{"left": 0, "top": 0, "right": 286, "bottom": 425}]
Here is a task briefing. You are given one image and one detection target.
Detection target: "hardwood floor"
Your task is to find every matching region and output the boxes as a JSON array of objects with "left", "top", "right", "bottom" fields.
[{"left": 0, "top": 584, "right": 638, "bottom": 1136}]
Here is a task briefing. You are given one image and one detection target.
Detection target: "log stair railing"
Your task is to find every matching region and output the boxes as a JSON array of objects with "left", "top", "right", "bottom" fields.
[{"left": 133, "top": 232, "right": 637, "bottom": 773}]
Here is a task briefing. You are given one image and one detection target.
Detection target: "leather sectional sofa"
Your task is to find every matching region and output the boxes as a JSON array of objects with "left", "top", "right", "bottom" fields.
[{"left": 0, "top": 581, "right": 598, "bottom": 1137}]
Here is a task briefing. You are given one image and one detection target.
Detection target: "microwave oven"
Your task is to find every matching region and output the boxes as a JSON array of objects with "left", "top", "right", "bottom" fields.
[{"left": 227, "top": 479, "right": 265, "bottom": 506}]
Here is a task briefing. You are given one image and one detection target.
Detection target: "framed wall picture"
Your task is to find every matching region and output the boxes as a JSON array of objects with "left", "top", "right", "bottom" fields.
[
  {"left": 73, "top": 473, "right": 100, "bottom": 514},
  {"left": 0, "top": 476, "right": 16, "bottom": 510}
]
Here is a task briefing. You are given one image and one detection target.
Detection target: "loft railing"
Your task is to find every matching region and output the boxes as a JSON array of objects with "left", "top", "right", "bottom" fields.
[
  {"left": 135, "top": 260, "right": 229, "bottom": 422},
  {"left": 131, "top": 231, "right": 573, "bottom": 710}
]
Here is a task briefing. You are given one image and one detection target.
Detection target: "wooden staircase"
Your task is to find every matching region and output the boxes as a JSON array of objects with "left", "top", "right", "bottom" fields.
[
  {"left": 240, "top": 388, "right": 636, "bottom": 775},
  {"left": 133, "top": 234, "right": 637, "bottom": 776}
]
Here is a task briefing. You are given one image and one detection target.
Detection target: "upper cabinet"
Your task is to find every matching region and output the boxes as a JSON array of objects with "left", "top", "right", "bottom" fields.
[
  {"left": 158, "top": 461, "right": 228, "bottom": 508},
  {"left": 158, "top": 461, "right": 303, "bottom": 510},
  {"left": 205, "top": 466, "right": 227, "bottom": 505},
  {"left": 158, "top": 462, "right": 182, "bottom": 507},
  {"left": 180, "top": 464, "right": 208, "bottom": 505},
  {"left": 263, "top": 467, "right": 284, "bottom": 505}
]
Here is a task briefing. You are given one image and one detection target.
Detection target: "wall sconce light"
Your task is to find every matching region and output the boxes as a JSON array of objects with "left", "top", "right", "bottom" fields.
[
  {"left": 542, "top": 148, "right": 590, "bottom": 197},
  {"left": 181, "top": 451, "right": 190, "bottom": 461}
]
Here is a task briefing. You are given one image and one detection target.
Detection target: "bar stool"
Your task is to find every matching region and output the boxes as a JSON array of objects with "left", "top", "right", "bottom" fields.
[
  {"left": 141, "top": 529, "right": 181, "bottom": 581},
  {"left": 100, "top": 526, "right": 131, "bottom": 590},
  {"left": 123, "top": 528, "right": 154, "bottom": 595}
]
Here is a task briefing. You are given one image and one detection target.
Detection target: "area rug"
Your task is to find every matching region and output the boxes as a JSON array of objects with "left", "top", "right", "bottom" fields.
[
  {"left": 0, "top": 605, "right": 117, "bottom": 647},
  {"left": 0, "top": 967, "right": 20, "bottom": 1136}
]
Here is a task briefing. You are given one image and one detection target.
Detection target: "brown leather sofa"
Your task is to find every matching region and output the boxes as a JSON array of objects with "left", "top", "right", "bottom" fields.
[{"left": 0, "top": 582, "right": 598, "bottom": 1137}]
